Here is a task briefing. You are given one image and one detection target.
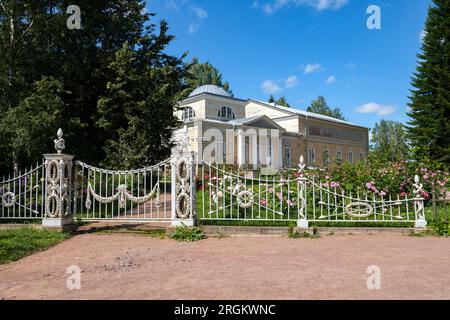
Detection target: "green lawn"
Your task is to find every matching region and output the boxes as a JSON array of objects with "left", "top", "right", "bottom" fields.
[{"left": 0, "top": 228, "right": 70, "bottom": 264}]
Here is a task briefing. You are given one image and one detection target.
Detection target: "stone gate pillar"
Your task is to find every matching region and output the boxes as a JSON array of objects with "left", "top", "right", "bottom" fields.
[
  {"left": 171, "top": 150, "right": 197, "bottom": 227},
  {"left": 42, "top": 129, "right": 74, "bottom": 230}
]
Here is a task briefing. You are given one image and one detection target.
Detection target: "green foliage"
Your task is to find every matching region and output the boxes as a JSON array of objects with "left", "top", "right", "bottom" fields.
[
  {"left": 0, "top": 1, "right": 188, "bottom": 175},
  {"left": 269, "top": 96, "right": 291, "bottom": 108},
  {"left": 371, "top": 120, "right": 409, "bottom": 162},
  {"left": 97, "top": 30, "right": 189, "bottom": 168},
  {"left": 0, "top": 228, "right": 70, "bottom": 264},
  {"left": 288, "top": 228, "right": 320, "bottom": 239},
  {"left": 430, "top": 219, "right": 449, "bottom": 236},
  {"left": 309, "top": 157, "right": 449, "bottom": 199},
  {"left": 170, "top": 223, "right": 206, "bottom": 242},
  {"left": 307, "top": 96, "right": 346, "bottom": 121},
  {"left": 187, "top": 57, "right": 232, "bottom": 96},
  {"left": 0, "top": 77, "right": 65, "bottom": 170},
  {"left": 407, "top": 0, "right": 450, "bottom": 165}
]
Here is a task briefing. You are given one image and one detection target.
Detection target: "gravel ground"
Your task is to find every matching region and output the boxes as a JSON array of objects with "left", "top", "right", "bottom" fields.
[{"left": 0, "top": 233, "right": 448, "bottom": 300}]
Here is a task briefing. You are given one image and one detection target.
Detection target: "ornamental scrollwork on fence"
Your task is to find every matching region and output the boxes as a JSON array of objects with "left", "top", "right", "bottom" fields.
[
  {"left": 175, "top": 157, "right": 192, "bottom": 219},
  {"left": 345, "top": 202, "right": 374, "bottom": 218},
  {"left": 237, "top": 190, "right": 254, "bottom": 209},
  {"left": 45, "top": 159, "right": 66, "bottom": 218},
  {"left": 413, "top": 174, "right": 425, "bottom": 221},
  {"left": 85, "top": 182, "right": 160, "bottom": 210},
  {"left": 209, "top": 175, "right": 255, "bottom": 210},
  {"left": 1, "top": 192, "right": 16, "bottom": 208}
]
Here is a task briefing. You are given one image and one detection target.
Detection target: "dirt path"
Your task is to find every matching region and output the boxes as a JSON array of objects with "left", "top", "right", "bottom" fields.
[{"left": 0, "top": 233, "right": 449, "bottom": 300}]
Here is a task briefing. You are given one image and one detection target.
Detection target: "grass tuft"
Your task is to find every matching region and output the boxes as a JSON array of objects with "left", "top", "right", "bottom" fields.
[{"left": 170, "top": 223, "right": 206, "bottom": 242}]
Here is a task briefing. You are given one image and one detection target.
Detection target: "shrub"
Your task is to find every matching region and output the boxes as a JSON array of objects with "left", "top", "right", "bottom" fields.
[
  {"left": 288, "top": 231, "right": 320, "bottom": 239},
  {"left": 170, "top": 223, "right": 206, "bottom": 242},
  {"left": 302, "top": 157, "right": 449, "bottom": 201}
]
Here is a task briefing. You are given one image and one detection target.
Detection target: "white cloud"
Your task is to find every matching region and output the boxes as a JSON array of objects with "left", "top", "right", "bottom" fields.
[
  {"left": 326, "top": 75, "right": 336, "bottom": 84},
  {"left": 304, "top": 63, "right": 323, "bottom": 74},
  {"left": 191, "top": 6, "right": 207, "bottom": 19},
  {"left": 251, "top": 1, "right": 260, "bottom": 9},
  {"left": 355, "top": 102, "right": 396, "bottom": 116},
  {"left": 188, "top": 21, "right": 199, "bottom": 34},
  {"left": 262, "top": 80, "right": 282, "bottom": 94},
  {"left": 260, "top": 0, "right": 349, "bottom": 15},
  {"left": 315, "top": 0, "right": 348, "bottom": 10},
  {"left": 285, "top": 76, "right": 298, "bottom": 88},
  {"left": 345, "top": 62, "right": 356, "bottom": 70},
  {"left": 165, "top": 0, "right": 188, "bottom": 12},
  {"left": 166, "top": 1, "right": 207, "bottom": 33}
]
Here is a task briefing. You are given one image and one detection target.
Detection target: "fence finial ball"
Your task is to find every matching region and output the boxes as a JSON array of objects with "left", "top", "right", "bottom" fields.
[{"left": 414, "top": 174, "right": 420, "bottom": 184}]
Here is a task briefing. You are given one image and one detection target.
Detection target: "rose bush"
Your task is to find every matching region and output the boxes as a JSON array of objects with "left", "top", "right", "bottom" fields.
[{"left": 301, "top": 156, "right": 449, "bottom": 201}]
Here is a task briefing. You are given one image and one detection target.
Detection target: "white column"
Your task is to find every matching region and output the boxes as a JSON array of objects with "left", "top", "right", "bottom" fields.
[
  {"left": 278, "top": 137, "right": 283, "bottom": 169},
  {"left": 266, "top": 133, "right": 271, "bottom": 167},
  {"left": 252, "top": 133, "right": 258, "bottom": 169},
  {"left": 258, "top": 129, "right": 267, "bottom": 167},
  {"left": 270, "top": 130, "right": 281, "bottom": 169},
  {"left": 237, "top": 129, "right": 245, "bottom": 167}
]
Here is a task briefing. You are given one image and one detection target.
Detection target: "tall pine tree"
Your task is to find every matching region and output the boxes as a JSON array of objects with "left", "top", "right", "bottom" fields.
[
  {"left": 97, "top": 23, "right": 189, "bottom": 169},
  {"left": 407, "top": 0, "right": 450, "bottom": 165}
]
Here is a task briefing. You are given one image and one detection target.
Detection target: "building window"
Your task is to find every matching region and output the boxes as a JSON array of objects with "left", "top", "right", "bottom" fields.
[
  {"left": 218, "top": 106, "right": 235, "bottom": 120},
  {"left": 359, "top": 152, "right": 364, "bottom": 162},
  {"left": 336, "top": 151, "right": 343, "bottom": 162},
  {"left": 348, "top": 151, "right": 353, "bottom": 163},
  {"left": 182, "top": 107, "right": 195, "bottom": 121},
  {"left": 308, "top": 148, "right": 316, "bottom": 166},
  {"left": 284, "top": 146, "right": 291, "bottom": 167}
]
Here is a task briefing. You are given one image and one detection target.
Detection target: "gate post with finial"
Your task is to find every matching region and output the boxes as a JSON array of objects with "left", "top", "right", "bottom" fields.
[
  {"left": 296, "top": 155, "right": 309, "bottom": 229},
  {"left": 42, "top": 129, "right": 75, "bottom": 231}
]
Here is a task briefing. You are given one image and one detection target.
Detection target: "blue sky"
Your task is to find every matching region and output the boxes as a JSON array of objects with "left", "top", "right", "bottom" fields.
[{"left": 146, "top": 0, "right": 431, "bottom": 131}]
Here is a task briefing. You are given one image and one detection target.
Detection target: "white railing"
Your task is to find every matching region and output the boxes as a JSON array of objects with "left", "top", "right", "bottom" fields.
[
  {"left": 73, "top": 159, "right": 172, "bottom": 221},
  {"left": 0, "top": 161, "right": 46, "bottom": 219},
  {"left": 199, "top": 162, "right": 306, "bottom": 222},
  {"left": 198, "top": 156, "right": 426, "bottom": 227}
]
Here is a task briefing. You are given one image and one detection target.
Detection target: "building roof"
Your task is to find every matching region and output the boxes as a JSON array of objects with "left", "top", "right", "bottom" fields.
[
  {"left": 189, "top": 85, "right": 232, "bottom": 98},
  {"left": 251, "top": 100, "right": 367, "bottom": 129},
  {"left": 201, "top": 116, "right": 286, "bottom": 132},
  {"left": 229, "top": 115, "right": 286, "bottom": 131},
  {"left": 227, "top": 115, "right": 262, "bottom": 125}
]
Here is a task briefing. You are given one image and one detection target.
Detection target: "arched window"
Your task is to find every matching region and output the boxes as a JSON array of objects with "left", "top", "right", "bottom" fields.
[
  {"left": 218, "top": 106, "right": 235, "bottom": 120},
  {"left": 182, "top": 107, "right": 195, "bottom": 121}
]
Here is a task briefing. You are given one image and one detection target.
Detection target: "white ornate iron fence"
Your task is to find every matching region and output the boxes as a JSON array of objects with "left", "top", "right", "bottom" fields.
[
  {"left": 198, "top": 161, "right": 307, "bottom": 223},
  {"left": 0, "top": 161, "right": 46, "bottom": 219},
  {"left": 198, "top": 156, "right": 426, "bottom": 227},
  {"left": 73, "top": 159, "right": 172, "bottom": 221}
]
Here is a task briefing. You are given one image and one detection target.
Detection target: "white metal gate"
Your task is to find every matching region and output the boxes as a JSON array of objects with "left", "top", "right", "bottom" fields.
[
  {"left": 73, "top": 159, "right": 172, "bottom": 221},
  {"left": 0, "top": 161, "right": 46, "bottom": 220}
]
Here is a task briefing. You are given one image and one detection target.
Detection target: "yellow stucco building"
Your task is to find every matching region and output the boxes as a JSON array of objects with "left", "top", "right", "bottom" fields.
[{"left": 174, "top": 85, "right": 369, "bottom": 169}]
